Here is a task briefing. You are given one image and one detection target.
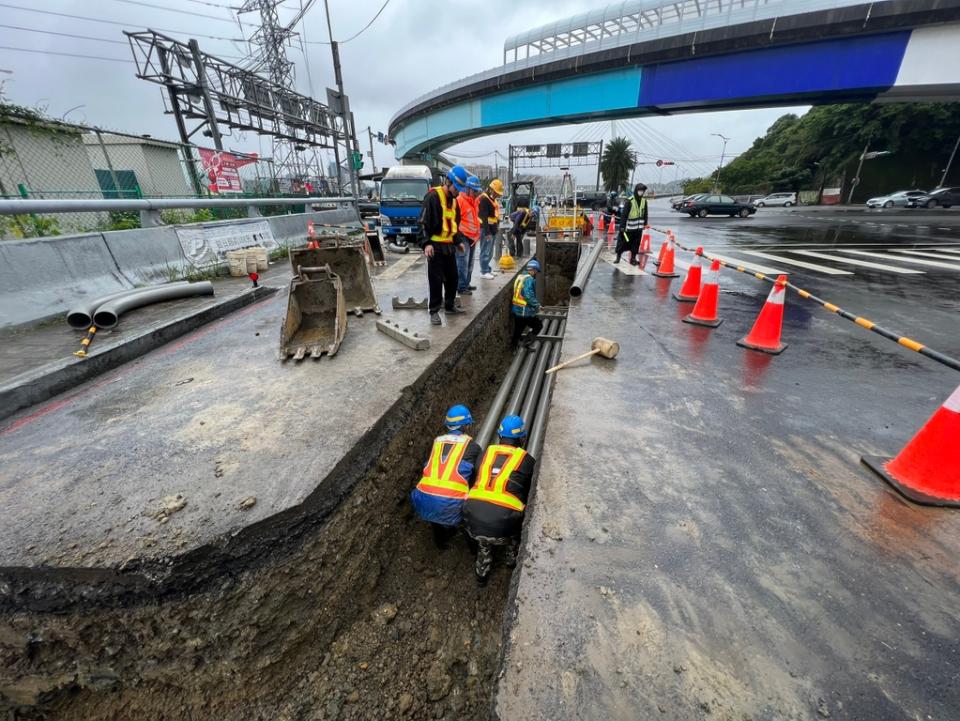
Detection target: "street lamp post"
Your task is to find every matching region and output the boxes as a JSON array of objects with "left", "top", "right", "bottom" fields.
[
  {"left": 847, "top": 143, "right": 891, "bottom": 204},
  {"left": 711, "top": 133, "right": 730, "bottom": 192}
]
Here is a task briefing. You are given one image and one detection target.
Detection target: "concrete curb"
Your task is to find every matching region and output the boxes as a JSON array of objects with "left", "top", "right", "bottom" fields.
[{"left": 0, "top": 286, "right": 278, "bottom": 423}]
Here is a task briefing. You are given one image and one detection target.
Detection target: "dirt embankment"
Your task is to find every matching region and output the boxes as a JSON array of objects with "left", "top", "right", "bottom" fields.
[{"left": 1, "top": 287, "right": 516, "bottom": 721}]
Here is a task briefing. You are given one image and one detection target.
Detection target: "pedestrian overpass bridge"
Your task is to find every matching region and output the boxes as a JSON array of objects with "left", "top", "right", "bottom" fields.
[{"left": 389, "top": 0, "right": 960, "bottom": 159}]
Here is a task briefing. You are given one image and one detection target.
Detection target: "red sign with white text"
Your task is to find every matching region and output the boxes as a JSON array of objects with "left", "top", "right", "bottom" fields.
[{"left": 198, "top": 148, "right": 257, "bottom": 194}]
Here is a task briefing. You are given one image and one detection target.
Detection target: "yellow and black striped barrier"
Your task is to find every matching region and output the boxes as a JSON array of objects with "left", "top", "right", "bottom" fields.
[
  {"left": 649, "top": 226, "right": 960, "bottom": 374},
  {"left": 73, "top": 326, "right": 97, "bottom": 359}
]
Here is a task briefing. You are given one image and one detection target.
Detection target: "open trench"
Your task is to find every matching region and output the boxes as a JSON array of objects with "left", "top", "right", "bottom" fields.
[{"left": 0, "top": 245, "right": 580, "bottom": 721}]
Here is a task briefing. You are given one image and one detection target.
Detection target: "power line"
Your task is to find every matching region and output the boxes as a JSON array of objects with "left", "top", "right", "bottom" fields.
[
  {"left": 0, "top": 23, "right": 127, "bottom": 45},
  {"left": 181, "top": 0, "right": 241, "bottom": 7},
  {"left": 103, "top": 0, "right": 247, "bottom": 23},
  {"left": 0, "top": 45, "right": 134, "bottom": 64},
  {"left": 305, "top": 0, "right": 393, "bottom": 44},
  {"left": 0, "top": 3, "right": 247, "bottom": 42}
]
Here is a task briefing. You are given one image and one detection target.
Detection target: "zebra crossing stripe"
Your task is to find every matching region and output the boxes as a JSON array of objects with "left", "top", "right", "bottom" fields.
[
  {"left": 738, "top": 250, "right": 852, "bottom": 275},
  {"left": 790, "top": 250, "right": 924, "bottom": 274}
]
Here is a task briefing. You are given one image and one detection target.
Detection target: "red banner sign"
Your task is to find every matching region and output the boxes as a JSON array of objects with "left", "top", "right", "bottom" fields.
[{"left": 198, "top": 148, "right": 257, "bottom": 194}]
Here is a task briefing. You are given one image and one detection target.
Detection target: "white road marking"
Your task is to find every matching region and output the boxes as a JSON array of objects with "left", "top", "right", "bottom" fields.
[
  {"left": 835, "top": 249, "right": 960, "bottom": 270},
  {"left": 600, "top": 252, "right": 646, "bottom": 275},
  {"left": 705, "top": 252, "right": 790, "bottom": 276},
  {"left": 377, "top": 253, "right": 422, "bottom": 280},
  {"left": 887, "top": 248, "right": 960, "bottom": 262},
  {"left": 920, "top": 247, "right": 960, "bottom": 255},
  {"left": 790, "top": 250, "right": 924, "bottom": 274},
  {"left": 738, "top": 250, "right": 852, "bottom": 275}
]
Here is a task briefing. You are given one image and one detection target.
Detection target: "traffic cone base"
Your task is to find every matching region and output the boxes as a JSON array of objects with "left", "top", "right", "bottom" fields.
[
  {"left": 673, "top": 291, "right": 697, "bottom": 301},
  {"left": 682, "top": 315, "right": 723, "bottom": 328},
  {"left": 861, "top": 456, "right": 960, "bottom": 507},
  {"left": 653, "top": 269, "right": 680, "bottom": 278},
  {"left": 736, "top": 337, "right": 787, "bottom": 355}
]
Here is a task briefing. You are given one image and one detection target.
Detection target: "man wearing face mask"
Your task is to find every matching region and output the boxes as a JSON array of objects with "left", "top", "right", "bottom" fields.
[{"left": 616, "top": 183, "right": 648, "bottom": 266}]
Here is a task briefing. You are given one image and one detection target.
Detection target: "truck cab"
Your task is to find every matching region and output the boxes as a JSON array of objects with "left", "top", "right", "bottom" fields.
[{"left": 378, "top": 165, "right": 436, "bottom": 250}]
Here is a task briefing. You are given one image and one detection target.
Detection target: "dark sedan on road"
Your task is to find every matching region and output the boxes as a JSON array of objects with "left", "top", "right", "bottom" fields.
[
  {"left": 905, "top": 187, "right": 960, "bottom": 209},
  {"left": 682, "top": 194, "right": 757, "bottom": 218},
  {"left": 672, "top": 194, "right": 706, "bottom": 211}
]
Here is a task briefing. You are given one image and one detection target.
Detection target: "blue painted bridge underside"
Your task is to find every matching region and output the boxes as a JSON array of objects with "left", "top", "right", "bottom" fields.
[{"left": 393, "top": 32, "right": 912, "bottom": 158}]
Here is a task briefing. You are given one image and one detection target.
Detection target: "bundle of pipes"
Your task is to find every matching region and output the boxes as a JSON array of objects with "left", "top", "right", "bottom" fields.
[
  {"left": 66, "top": 282, "right": 215, "bottom": 330},
  {"left": 475, "top": 313, "right": 567, "bottom": 458}
]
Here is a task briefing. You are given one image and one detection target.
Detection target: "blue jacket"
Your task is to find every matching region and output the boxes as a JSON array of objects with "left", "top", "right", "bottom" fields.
[{"left": 511, "top": 272, "right": 540, "bottom": 318}]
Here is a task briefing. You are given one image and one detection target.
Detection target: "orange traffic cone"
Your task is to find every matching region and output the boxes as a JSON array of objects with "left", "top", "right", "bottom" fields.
[
  {"left": 673, "top": 246, "right": 704, "bottom": 302},
  {"left": 862, "top": 385, "right": 960, "bottom": 506},
  {"left": 683, "top": 259, "right": 723, "bottom": 328},
  {"left": 306, "top": 219, "right": 319, "bottom": 249},
  {"left": 652, "top": 240, "right": 667, "bottom": 267},
  {"left": 653, "top": 237, "right": 680, "bottom": 278},
  {"left": 640, "top": 226, "right": 652, "bottom": 254},
  {"left": 598, "top": 214, "right": 606, "bottom": 232},
  {"left": 737, "top": 275, "right": 788, "bottom": 354}
]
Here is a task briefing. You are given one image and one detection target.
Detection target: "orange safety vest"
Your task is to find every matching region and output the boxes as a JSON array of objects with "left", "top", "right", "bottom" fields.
[
  {"left": 430, "top": 186, "right": 458, "bottom": 244},
  {"left": 468, "top": 445, "right": 526, "bottom": 512},
  {"left": 479, "top": 192, "right": 500, "bottom": 225},
  {"left": 457, "top": 193, "right": 480, "bottom": 242},
  {"left": 512, "top": 273, "right": 531, "bottom": 308},
  {"left": 416, "top": 434, "right": 472, "bottom": 500}
]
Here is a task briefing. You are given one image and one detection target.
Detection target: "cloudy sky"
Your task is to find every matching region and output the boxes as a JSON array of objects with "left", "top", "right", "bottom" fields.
[{"left": 0, "top": 0, "right": 809, "bottom": 183}]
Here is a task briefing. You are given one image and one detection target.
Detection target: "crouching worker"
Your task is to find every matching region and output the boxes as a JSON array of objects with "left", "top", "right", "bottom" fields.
[
  {"left": 464, "top": 415, "right": 536, "bottom": 585},
  {"left": 411, "top": 404, "right": 482, "bottom": 549},
  {"left": 511, "top": 259, "right": 543, "bottom": 348}
]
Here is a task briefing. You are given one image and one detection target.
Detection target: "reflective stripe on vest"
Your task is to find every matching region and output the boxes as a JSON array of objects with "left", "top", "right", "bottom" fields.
[
  {"left": 457, "top": 194, "right": 480, "bottom": 240},
  {"left": 479, "top": 193, "right": 499, "bottom": 224},
  {"left": 430, "top": 186, "right": 458, "bottom": 243},
  {"left": 468, "top": 444, "right": 526, "bottom": 512},
  {"left": 625, "top": 196, "right": 647, "bottom": 231},
  {"left": 417, "top": 433, "right": 472, "bottom": 499},
  {"left": 512, "top": 273, "right": 530, "bottom": 308}
]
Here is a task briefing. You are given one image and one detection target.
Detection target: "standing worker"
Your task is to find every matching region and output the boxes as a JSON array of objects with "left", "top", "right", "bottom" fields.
[
  {"left": 420, "top": 166, "right": 470, "bottom": 324},
  {"left": 463, "top": 415, "right": 536, "bottom": 585},
  {"left": 511, "top": 259, "right": 542, "bottom": 348},
  {"left": 508, "top": 206, "right": 536, "bottom": 259},
  {"left": 410, "top": 404, "right": 482, "bottom": 549},
  {"left": 477, "top": 178, "right": 503, "bottom": 280},
  {"left": 616, "top": 183, "right": 648, "bottom": 265},
  {"left": 456, "top": 175, "right": 483, "bottom": 295}
]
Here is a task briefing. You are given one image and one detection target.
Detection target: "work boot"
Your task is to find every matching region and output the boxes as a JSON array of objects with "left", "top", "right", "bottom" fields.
[
  {"left": 445, "top": 306, "right": 466, "bottom": 315},
  {"left": 475, "top": 571, "right": 489, "bottom": 587},
  {"left": 430, "top": 312, "right": 441, "bottom": 325},
  {"left": 459, "top": 289, "right": 473, "bottom": 295},
  {"left": 468, "top": 285, "right": 477, "bottom": 290},
  {"left": 614, "top": 255, "right": 621, "bottom": 264}
]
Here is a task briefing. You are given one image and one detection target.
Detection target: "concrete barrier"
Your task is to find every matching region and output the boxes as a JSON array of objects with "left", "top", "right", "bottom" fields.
[
  {"left": 102, "top": 226, "right": 190, "bottom": 286},
  {"left": 269, "top": 208, "right": 364, "bottom": 248},
  {"left": 0, "top": 234, "right": 132, "bottom": 329}
]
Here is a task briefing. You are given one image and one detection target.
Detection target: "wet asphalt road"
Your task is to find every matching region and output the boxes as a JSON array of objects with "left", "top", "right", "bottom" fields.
[{"left": 494, "top": 203, "right": 960, "bottom": 721}]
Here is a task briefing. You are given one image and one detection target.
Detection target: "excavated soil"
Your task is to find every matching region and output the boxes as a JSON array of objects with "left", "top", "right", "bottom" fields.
[{"left": 1, "top": 288, "right": 517, "bottom": 721}]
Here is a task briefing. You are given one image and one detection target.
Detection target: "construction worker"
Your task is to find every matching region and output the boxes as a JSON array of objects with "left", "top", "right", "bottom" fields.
[
  {"left": 508, "top": 206, "right": 537, "bottom": 258},
  {"left": 420, "top": 165, "right": 469, "bottom": 325},
  {"left": 410, "top": 404, "right": 482, "bottom": 549},
  {"left": 477, "top": 178, "right": 503, "bottom": 279},
  {"left": 616, "top": 183, "right": 649, "bottom": 265},
  {"left": 511, "top": 259, "right": 542, "bottom": 347},
  {"left": 456, "top": 175, "right": 482, "bottom": 295},
  {"left": 463, "top": 415, "right": 536, "bottom": 585}
]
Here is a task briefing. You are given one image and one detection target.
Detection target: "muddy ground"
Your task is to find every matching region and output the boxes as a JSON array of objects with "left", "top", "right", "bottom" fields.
[{"left": 1, "top": 287, "right": 519, "bottom": 721}]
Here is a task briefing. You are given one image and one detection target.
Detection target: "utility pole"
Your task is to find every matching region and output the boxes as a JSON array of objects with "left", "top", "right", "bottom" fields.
[
  {"left": 711, "top": 133, "right": 729, "bottom": 192},
  {"left": 940, "top": 132, "right": 960, "bottom": 188},
  {"left": 848, "top": 142, "right": 870, "bottom": 205},
  {"left": 365, "top": 126, "right": 377, "bottom": 175},
  {"left": 595, "top": 139, "right": 604, "bottom": 191},
  {"left": 324, "top": 0, "right": 359, "bottom": 198}
]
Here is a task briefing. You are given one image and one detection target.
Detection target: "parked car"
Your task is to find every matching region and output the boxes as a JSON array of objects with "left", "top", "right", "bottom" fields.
[
  {"left": 755, "top": 192, "right": 797, "bottom": 207},
  {"left": 672, "top": 194, "right": 706, "bottom": 211},
  {"left": 865, "top": 190, "right": 927, "bottom": 208},
  {"left": 682, "top": 194, "right": 757, "bottom": 218},
  {"left": 905, "top": 187, "right": 960, "bottom": 208}
]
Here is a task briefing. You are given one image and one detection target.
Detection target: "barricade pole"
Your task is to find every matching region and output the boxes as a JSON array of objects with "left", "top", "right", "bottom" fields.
[{"left": 647, "top": 226, "right": 960, "bottom": 373}]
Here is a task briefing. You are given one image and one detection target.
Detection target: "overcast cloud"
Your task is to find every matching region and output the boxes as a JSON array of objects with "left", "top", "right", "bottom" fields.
[{"left": 0, "top": 0, "right": 809, "bottom": 183}]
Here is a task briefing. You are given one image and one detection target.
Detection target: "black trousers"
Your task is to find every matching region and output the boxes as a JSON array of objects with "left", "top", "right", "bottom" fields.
[
  {"left": 427, "top": 245, "right": 460, "bottom": 313},
  {"left": 511, "top": 231, "right": 526, "bottom": 257},
  {"left": 616, "top": 230, "right": 642, "bottom": 260},
  {"left": 512, "top": 315, "right": 543, "bottom": 346}
]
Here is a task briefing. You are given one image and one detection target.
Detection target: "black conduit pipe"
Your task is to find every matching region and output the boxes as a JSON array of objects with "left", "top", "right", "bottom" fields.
[
  {"left": 92, "top": 281, "right": 215, "bottom": 329},
  {"left": 528, "top": 318, "right": 566, "bottom": 459},
  {"left": 66, "top": 285, "right": 187, "bottom": 330},
  {"left": 504, "top": 324, "right": 551, "bottom": 418},
  {"left": 520, "top": 319, "right": 560, "bottom": 424},
  {"left": 475, "top": 343, "right": 530, "bottom": 449},
  {"left": 569, "top": 240, "right": 604, "bottom": 298}
]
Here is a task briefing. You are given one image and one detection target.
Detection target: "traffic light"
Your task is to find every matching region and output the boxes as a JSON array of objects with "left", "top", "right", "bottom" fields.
[{"left": 352, "top": 151, "right": 363, "bottom": 170}]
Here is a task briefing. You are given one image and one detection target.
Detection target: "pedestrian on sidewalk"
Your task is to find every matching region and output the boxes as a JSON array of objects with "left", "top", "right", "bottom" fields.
[
  {"left": 508, "top": 206, "right": 537, "bottom": 258},
  {"left": 410, "top": 404, "right": 482, "bottom": 549},
  {"left": 616, "top": 183, "right": 648, "bottom": 265},
  {"left": 511, "top": 259, "right": 542, "bottom": 347},
  {"left": 464, "top": 415, "right": 536, "bottom": 585},
  {"left": 477, "top": 178, "right": 503, "bottom": 279},
  {"left": 456, "top": 175, "right": 483, "bottom": 295},
  {"left": 420, "top": 165, "right": 470, "bottom": 325}
]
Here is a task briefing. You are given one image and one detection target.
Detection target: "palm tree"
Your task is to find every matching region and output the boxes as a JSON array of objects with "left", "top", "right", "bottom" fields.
[{"left": 600, "top": 137, "right": 637, "bottom": 193}]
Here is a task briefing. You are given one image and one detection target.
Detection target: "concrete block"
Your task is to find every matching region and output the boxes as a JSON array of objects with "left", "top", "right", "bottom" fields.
[
  {"left": 102, "top": 226, "right": 190, "bottom": 285},
  {"left": 376, "top": 318, "right": 430, "bottom": 350},
  {"left": 0, "top": 233, "right": 131, "bottom": 329}
]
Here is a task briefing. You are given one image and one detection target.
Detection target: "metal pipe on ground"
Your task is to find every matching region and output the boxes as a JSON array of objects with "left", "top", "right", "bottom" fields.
[
  {"left": 520, "top": 319, "right": 561, "bottom": 425},
  {"left": 569, "top": 241, "right": 604, "bottom": 298},
  {"left": 475, "top": 343, "right": 530, "bottom": 449},
  {"left": 92, "top": 281, "right": 215, "bottom": 329},
  {"left": 528, "top": 319, "right": 566, "bottom": 459},
  {"left": 66, "top": 283, "right": 192, "bottom": 330},
  {"left": 504, "top": 320, "right": 555, "bottom": 418}
]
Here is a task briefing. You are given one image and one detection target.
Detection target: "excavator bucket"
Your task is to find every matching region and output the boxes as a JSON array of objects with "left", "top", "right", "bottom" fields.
[
  {"left": 279, "top": 264, "right": 348, "bottom": 360},
  {"left": 289, "top": 242, "right": 380, "bottom": 316}
]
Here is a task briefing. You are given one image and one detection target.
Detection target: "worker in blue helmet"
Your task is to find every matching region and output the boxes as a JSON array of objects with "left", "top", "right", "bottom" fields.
[
  {"left": 420, "top": 165, "right": 470, "bottom": 325},
  {"left": 411, "top": 403, "right": 482, "bottom": 549},
  {"left": 463, "top": 415, "right": 537, "bottom": 585},
  {"left": 511, "top": 259, "right": 543, "bottom": 348}
]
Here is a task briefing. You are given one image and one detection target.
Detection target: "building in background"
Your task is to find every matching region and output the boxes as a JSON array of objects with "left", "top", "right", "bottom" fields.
[{"left": 82, "top": 133, "right": 192, "bottom": 199}]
